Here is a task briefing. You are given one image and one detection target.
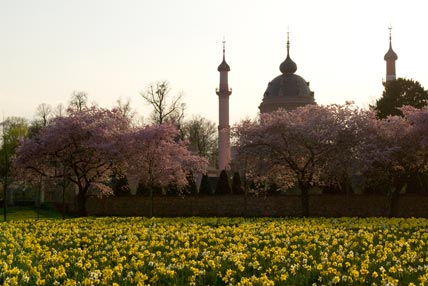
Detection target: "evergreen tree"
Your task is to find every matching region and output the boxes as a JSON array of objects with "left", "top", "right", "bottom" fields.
[
  {"left": 375, "top": 78, "right": 428, "bottom": 118},
  {"left": 215, "top": 170, "right": 231, "bottom": 195},
  {"left": 232, "top": 172, "right": 244, "bottom": 194},
  {"left": 199, "top": 174, "right": 212, "bottom": 195}
]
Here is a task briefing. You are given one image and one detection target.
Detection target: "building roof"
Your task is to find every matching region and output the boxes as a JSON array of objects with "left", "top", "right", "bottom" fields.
[
  {"left": 279, "top": 53, "right": 297, "bottom": 74},
  {"left": 259, "top": 34, "right": 315, "bottom": 113},
  {"left": 263, "top": 73, "right": 312, "bottom": 98},
  {"left": 264, "top": 34, "right": 313, "bottom": 98},
  {"left": 217, "top": 41, "right": 230, "bottom": 72},
  {"left": 384, "top": 45, "right": 398, "bottom": 61},
  {"left": 217, "top": 58, "right": 230, "bottom": 72},
  {"left": 384, "top": 28, "right": 398, "bottom": 61}
]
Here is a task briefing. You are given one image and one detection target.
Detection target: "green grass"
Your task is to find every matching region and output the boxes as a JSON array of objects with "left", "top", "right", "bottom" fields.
[{"left": 0, "top": 206, "right": 66, "bottom": 221}]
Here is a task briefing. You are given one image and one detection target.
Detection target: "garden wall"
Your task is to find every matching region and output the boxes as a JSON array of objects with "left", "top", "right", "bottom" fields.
[{"left": 86, "top": 194, "right": 428, "bottom": 217}]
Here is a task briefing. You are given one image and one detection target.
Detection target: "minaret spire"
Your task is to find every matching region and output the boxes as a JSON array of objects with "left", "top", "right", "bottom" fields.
[
  {"left": 280, "top": 30, "right": 297, "bottom": 74},
  {"left": 216, "top": 40, "right": 232, "bottom": 172},
  {"left": 223, "top": 38, "right": 226, "bottom": 59},
  {"left": 384, "top": 25, "right": 398, "bottom": 82},
  {"left": 217, "top": 38, "right": 230, "bottom": 72}
]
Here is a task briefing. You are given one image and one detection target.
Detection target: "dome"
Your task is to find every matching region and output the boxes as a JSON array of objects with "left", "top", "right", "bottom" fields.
[
  {"left": 259, "top": 34, "right": 315, "bottom": 113},
  {"left": 259, "top": 73, "right": 315, "bottom": 113},
  {"left": 384, "top": 46, "right": 398, "bottom": 61},
  {"left": 263, "top": 73, "right": 312, "bottom": 98},
  {"left": 217, "top": 59, "right": 230, "bottom": 71},
  {"left": 280, "top": 54, "right": 297, "bottom": 74},
  {"left": 384, "top": 28, "right": 398, "bottom": 61},
  {"left": 218, "top": 41, "right": 231, "bottom": 71}
]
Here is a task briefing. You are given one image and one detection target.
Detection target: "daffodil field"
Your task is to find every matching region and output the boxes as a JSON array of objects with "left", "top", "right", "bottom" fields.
[{"left": 1, "top": 217, "right": 428, "bottom": 286}]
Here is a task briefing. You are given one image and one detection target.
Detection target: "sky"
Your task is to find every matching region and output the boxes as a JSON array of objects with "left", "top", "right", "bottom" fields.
[{"left": 1, "top": 0, "right": 427, "bottom": 125}]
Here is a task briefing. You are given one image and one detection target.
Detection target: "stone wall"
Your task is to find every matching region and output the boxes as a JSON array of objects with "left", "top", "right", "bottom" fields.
[{"left": 86, "top": 194, "right": 428, "bottom": 218}]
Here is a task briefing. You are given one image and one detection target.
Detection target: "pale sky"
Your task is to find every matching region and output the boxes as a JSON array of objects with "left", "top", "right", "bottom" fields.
[{"left": 1, "top": 0, "right": 427, "bottom": 125}]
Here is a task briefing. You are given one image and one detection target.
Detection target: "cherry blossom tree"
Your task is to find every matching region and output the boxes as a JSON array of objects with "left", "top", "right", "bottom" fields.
[
  {"left": 234, "top": 104, "right": 363, "bottom": 216},
  {"left": 359, "top": 106, "right": 428, "bottom": 216},
  {"left": 14, "top": 107, "right": 131, "bottom": 216},
  {"left": 122, "top": 123, "right": 208, "bottom": 217}
]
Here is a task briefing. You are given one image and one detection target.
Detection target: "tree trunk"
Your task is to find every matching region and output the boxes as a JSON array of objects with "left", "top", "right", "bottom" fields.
[
  {"left": 149, "top": 187, "right": 154, "bottom": 218},
  {"left": 389, "top": 189, "right": 400, "bottom": 217},
  {"left": 76, "top": 189, "right": 87, "bottom": 216},
  {"left": 3, "top": 179, "right": 7, "bottom": 221},
  {"left": 389, "top": 177, "right": 406, "bottom": 217},
  {"left": 62, "top": 183, "right": 66, "bottom": 219},
  {"left": 299, "top": 182, "right": 310, "bottom": 217}
]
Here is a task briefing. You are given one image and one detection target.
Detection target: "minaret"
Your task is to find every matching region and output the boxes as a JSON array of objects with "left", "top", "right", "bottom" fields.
[
  {"left": 384, "top": 26, "right": 398, "bottom": 82},
  {"left": 216, "top": 40, "right": 232, "bottom": 172}
]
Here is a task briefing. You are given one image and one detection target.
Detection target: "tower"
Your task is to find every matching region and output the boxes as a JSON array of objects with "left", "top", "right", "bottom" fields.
[
  {"left": 384, "top": 26, "right": 398, "bottom": 82},
  {"left": 216, "top": 40, "right": 232, "bottom": 172}
]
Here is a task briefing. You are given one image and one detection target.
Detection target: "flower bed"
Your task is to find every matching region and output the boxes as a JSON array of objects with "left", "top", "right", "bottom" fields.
[{"left": 1, "top": 217, "right": 427, "bottom": 285}]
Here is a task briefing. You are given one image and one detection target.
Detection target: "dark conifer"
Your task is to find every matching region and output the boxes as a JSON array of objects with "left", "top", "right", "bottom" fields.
[{"left": 215, "top": 170, "right": 231, "bottom": 195}]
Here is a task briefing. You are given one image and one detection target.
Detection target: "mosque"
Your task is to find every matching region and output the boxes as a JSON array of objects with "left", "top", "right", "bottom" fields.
[
  {"left": 259, "top": 33, "right": 315, "bottom": 113},
  {"left": 215, "top": 28, "right": 398, "bottom": 172}
]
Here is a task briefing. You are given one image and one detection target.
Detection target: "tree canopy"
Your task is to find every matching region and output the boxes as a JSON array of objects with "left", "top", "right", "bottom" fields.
[
  {"left": 14, "top": 107, "right": 131, "bottom": 215},
  {"left": 182, "top": 115, "right": 217, "bottom": 159},
  {"left": 234, "top": 103, "right": 364, "bottom": 216},
  {"left": 1, "top": 117, "right": 29, "bottom": 180},
  {"left": 358, "top": 106, "right": 428, "bottom": 215},
  {"left": 68, "top": 91, "right": 89, "bottom": 113},
  {"left": 374, "top": 78, "right": 428, "bottom": 118},
  {"left": 122, "top": 123, "right": 207, "bottom": 191},
  {"left": 121, "top": 123, "right": 208, "bottom": 216}
]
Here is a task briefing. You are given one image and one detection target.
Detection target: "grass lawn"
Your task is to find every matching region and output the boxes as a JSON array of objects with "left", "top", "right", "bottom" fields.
[{"left": 0, "top": 206, "right": 65, "bottom": 221}]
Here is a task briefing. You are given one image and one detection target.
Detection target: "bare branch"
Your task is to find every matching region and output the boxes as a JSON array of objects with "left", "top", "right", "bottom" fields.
[
  {"left": 140, "top": 81, "right": 185, "bottom": 125},
  {"left": 35, "top": 103, "right": 52, "bottom": 127},
  {"left": 68, "top": 91, "right": 88, "bottom": 113}
]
